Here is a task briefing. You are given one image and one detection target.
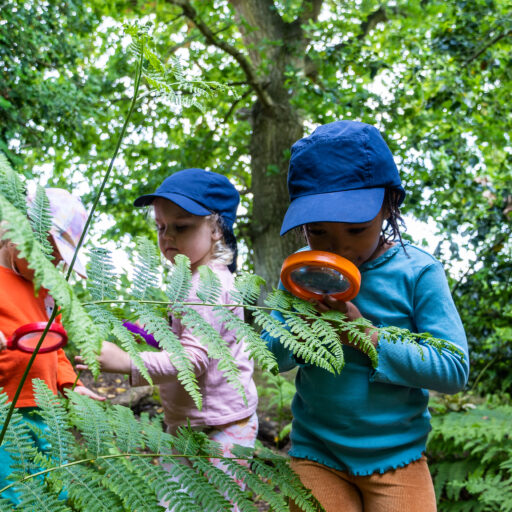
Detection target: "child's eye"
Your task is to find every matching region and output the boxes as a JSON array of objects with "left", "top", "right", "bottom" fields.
[
  {"left": 306, "top": 226, "right": 326, "bottom": 236},
  {"left": 348, "top": 227, "right": 366, "bottom": 235},
  {"left": 156, "top": 224, "right": 164, "bottom": 233},
  {"left": 175, "top": 225, "right": 187, "bottom": 233}
]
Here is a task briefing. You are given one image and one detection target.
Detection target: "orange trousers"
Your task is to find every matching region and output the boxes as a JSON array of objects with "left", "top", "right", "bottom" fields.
[{"left": 289, "top": 455, "right": 437, "bottom": 512}]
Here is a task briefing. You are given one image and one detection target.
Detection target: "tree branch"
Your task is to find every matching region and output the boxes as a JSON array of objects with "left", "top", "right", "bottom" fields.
[
  {"left": 165, "top": 0, "right": 274, "bottom": 108},
  {"left": 299, "top": 0, "right": 324, "bottom": 25},
  {"left": 464, "top": 30, "right": 511, "bottom": 66}
]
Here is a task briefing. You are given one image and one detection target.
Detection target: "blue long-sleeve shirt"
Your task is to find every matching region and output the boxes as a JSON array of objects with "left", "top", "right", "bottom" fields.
[{"left": 263, "top": 242, "right": 469, "bottom": 475}]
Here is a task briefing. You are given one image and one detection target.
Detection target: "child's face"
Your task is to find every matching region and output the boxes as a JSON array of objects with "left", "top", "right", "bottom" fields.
[
  {"left": 4, "top": 238, "right": 63, "bottom": 281},
  {"left": 153, "top": 198, "right": 221, "bottom": 271},
  {"left": 304, "top": 209, "right": 387, "bottom": 267}
]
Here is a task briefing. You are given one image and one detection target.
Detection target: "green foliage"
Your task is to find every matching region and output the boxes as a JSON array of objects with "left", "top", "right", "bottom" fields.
[
  {"left": 428, "top": 401, "right": 512, "bottom": 511},
  {"left": 0, "top": 152, "right": 27, "bottom": 214},
  {"left": 0, "top": 382, "right": 321, "bottom": 511},
  {"left": 27, "top": 185, "right": 54, "bottom": 259},
  {"left": 257, "top": 372, "right": 295, "bottom": 445}
]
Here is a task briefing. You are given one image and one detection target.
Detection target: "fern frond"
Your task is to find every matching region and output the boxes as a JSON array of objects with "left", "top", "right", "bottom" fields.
[
  {"left": 380, "top": 325, "right": 466, "bottom": 361},
  {"left": 176, "top": 305, "right": 246, "bottom": 404},
  {"left": 192, "top": 457, "right": 257, "bottom": 512},
  {"left": 130, "top": 456, "right": 203, "bottom": 512},
  {"left": 67, "top": 392, "right": 110, "bottom": 457},
  {"left": 166, "top": 254, "right": 193, "bottom": 302},
  {"left": 214, "top": 306, "right": 278, "bottom": 374},
  {"left": 196, "top": 265, "right": 222, "bottom": 304},
  {"left": 32, "top": 379, "right": 74, "bottom": 466},
  {"left": 230, "top": 272, "right": 265, "bottom": 305},
  {"left": 59, "top": 464, "right": 124, "bottom": 512},
  {"left": 10, "top": 479, "right": 71, "bottom": 512},
  {"left": 138, "top": 413, "right": 174, "bottom": 455},
  {"left": 253, "top": 309, "right": 341, "bottom": 375},
  {"left": 164, "top": 460, "right": 232, "bottom": 510},
  {"left": 87, "top": 247, "right": 117, "bottom": 301},
  {"left": 27, "top": 185, "right": 54, "bottom": 259},
  {"left": 98, "top": 457, "right": 161, "bottom": 512},
  {"left": 0, "top": 151, "right": 26, "bottom": 214},
  {"left": 318, "top": 310, "right": 378, "bottom": 367},
  {"left": 132, "top": 236, "right": 161, "bottom": 301},
  {"left": 135, "top": 303, "right": 201, "bottom": 409},
  {"left": 108, "top": 404, "right": 146, "bottom": 453},
  {"left": 0, "top": 392, "right": 39, "bottom": 478}
]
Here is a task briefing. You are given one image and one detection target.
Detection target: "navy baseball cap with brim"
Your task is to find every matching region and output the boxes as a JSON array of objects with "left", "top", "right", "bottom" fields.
[
  {"left": 280, "top": 121, "right": 405, "bottom": 235},
  {"left": 134, "top": 168, "right": 239, "bottom": 230}
]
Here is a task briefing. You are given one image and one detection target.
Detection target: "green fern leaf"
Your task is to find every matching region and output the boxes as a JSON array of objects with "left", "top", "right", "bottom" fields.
[
  {"left": 108, "top": 404, "right": 146, "bottom": 453},
  {"left": 27, "top": 185, "right": 54, "bottom": 259},
  {"left": 135, "top": 303, "right": 201, "bottom": 409},
  {"left": 130, "top": 456, "right": 203, "bottom": 512},
  {"left": 32, "top": 379, "right": 74, "bottom": 466},
  {"left": 0, "top": 151, "right": 26, "bottom": 214},
  {"left": 87, "top": 247, "right": 117, "bottom": 301},
  {"left": 11, "top": 479, "right": 71, "bottom": 512},
  {"left": 132, "top": 236, "right": 161, "bottom": 301},
  {"left": 196, "top": 265, "right": 222, "bottom": 304},
  {"left": 67, "top": 392, "right": 110, "bottom": 457},
  {"left": 214, "top": 306, "right": 278, "bottom": 374},
  {"left": 59, "top": 464, "right": 124, "bottom": 512},
  {"left": 0, "top": 392, "right": 39, "bottom": 478},
  {"left": 100, "top": 458, "right": 161, "bottom": 512},
  {"left": 176, "top": 305, "right": 246, "bottom": 404},
  {"left": 230, "top": 272, "right": 265, "bottom": 305},
  {"left": 166, "top": 254, "right": 193, "bottom": 302}
]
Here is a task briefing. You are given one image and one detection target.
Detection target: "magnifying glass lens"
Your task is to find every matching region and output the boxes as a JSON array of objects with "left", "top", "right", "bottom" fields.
[
  {"left": 16, "top": 331, "right": 65, "bottom": 352},
  {"left": 290, "top": 266, "right": 351, "bottom": 295}
]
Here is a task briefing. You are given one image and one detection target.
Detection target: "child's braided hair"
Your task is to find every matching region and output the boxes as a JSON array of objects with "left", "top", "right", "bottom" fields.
[{"left": 381, "top": 188, "right": 406, "bottom": 249}]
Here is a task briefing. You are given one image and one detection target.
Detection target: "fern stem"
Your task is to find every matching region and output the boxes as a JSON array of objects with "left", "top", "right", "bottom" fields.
[
  {"left": 0, "top": 307, "right": 59, "bottom": 446},
  {"left": 64, "top": 44, "right": 144, "bottom": 281},
  {"left": 82, "top": 299, "right": 284, "bottom": 312},
  {"left": 0, "top": 43, "right": 145, "bottom": 447},
  {"left": 0, "top": 451, "right": 253, "bottom": 495}
]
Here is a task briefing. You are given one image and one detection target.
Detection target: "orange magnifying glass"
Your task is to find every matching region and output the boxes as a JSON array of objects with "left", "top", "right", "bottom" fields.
[
  {"left": 6, "top": 322, "right": 68, "bottom": 353},
  {"left": 280, "top": 250, "right": 361, "bottom": 302}
]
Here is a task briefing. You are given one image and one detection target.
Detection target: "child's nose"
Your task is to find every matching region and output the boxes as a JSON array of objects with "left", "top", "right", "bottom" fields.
[{"left": 161, "top": 226, "right": 175, "bottom": 240}]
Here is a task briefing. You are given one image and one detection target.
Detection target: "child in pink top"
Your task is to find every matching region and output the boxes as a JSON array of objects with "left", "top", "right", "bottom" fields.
[{"left": 77, "top": 169, "right": 258, "bottom": 507}]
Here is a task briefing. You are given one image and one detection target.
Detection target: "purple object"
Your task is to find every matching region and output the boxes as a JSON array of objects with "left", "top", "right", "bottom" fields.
[{"left": 123, "top": 321, "right": 160, "bottom": 348}]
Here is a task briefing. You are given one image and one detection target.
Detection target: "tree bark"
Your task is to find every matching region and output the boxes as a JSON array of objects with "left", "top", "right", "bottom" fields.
[{"left": 230, "top": 0, "right": 311, "bottom": 291}]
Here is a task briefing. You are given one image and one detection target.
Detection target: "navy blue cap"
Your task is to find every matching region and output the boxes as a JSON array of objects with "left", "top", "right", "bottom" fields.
[
  {"left": 280, "top": 121, "right": 405, "bottom": 235},
  {"left": 134, "top": 168, "right": 240, "bottom": 230}
]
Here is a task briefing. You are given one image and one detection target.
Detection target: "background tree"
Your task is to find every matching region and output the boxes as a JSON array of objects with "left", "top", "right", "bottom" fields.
[{"left": 1, "top": 0, "right": 511, "bottom": 391}]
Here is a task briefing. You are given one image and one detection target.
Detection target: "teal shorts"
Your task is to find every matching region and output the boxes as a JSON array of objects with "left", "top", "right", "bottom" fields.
[{"left": 0, "top": 407, "right": 57, "bottom": 505}]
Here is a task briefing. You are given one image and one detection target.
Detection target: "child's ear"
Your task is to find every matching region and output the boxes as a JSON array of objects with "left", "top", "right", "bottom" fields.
[{"left": 211, "top": 225, "right": 223, "bottom": 242}]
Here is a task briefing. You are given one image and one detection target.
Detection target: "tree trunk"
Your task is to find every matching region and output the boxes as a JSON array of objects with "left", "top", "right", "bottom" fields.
[
  {"left": 249, "top": 101, "right": 303, "bottom": 292},
  {"left": 231, "top": 0, "right": 309, "bottom": 292}
]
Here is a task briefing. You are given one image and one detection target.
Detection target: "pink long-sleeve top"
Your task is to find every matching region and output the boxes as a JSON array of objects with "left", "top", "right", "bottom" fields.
[{"left": 131, "top": 263, "right": 258, "bottom": 431}]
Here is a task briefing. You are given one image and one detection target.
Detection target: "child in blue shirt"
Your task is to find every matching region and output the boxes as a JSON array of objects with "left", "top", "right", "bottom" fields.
[{"left": 264, "top": 120, "right": 469, "bottom": 512}]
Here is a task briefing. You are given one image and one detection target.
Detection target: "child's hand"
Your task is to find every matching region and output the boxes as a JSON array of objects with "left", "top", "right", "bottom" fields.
[
  {"left": 310, "top": 296, "right": 362, "bottom": 320},
  {"left": 75, "top": 341, "right": 132, "bottom": 375},
  {"left": 0, "top": 331, "right": 6, "bottom": 351},
  {"left": 70, "top": 386, "right": 106, "bottom": 402}
]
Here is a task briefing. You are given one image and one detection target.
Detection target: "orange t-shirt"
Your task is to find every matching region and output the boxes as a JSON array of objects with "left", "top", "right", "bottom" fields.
[{"left": 0, "top": 266, "right": 80, "bottom": 407}]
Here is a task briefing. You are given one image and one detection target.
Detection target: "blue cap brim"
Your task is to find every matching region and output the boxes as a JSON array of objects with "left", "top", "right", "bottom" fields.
[
  {"left": 134, "top": 192, "right": 212, "bottom": 216},
  {"left": 280, "top": 188, "right": 386, "bottom": 235}
]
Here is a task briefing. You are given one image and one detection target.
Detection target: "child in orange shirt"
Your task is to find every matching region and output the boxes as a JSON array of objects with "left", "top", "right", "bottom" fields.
[{"left": 0, "top": 188, "right": 103, "bottom": 504}]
